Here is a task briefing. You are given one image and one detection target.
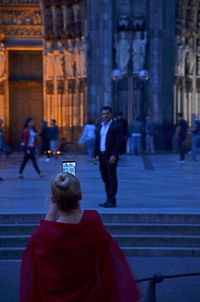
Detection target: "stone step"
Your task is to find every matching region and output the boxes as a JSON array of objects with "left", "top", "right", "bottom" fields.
[
  {"left": 1, "top": 245, "right": 200, "bottom": 260},
  {"left": 0, "top": 234, "right": 200, "bottom": 248},
  {"left": 0, "top": 223, "right": 200, "bottom": 236},
  {"left": 113, "top": 234, "right": 200, "bottom": 247},
  {"left": 1, "top": 213, "right": 200, "bottom": 224},
  {"left": 0, "top": 213, "right": 200, "bottom": 258}
]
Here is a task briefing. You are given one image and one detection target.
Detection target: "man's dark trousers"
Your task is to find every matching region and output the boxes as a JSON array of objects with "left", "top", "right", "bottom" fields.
[{"left": 99, "top": 154, "right": 118, "bottom": 204}]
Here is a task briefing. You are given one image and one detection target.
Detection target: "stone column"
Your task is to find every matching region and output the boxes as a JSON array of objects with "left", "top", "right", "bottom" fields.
[
  {"left": 87, "top": 0, "right": 100, "bottom": 118},
  {"left": 87, "top": 0, "right": 112, "bottom": 118},
  {"left": 148, "top": 0, "right": 163, "bottom": 125},
  {"left": 99, "top": 0, "right": 112, "bottom": 107}
]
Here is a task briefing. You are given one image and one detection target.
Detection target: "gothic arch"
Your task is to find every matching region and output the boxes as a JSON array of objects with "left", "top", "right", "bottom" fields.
[{"left": 175, "top": 0, "right": 200, "bottom": 124}]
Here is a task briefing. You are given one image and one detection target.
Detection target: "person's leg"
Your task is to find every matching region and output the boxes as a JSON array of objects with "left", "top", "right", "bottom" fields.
[
  {"left": 178, "top": 139, "right": 185, "bottom": 161},
  {"left": 99, "top": 157, "right": 109, "bottom": 200},
  {"left": 192, "top": 135, "right": 197, "bottom": 161},
  {"left": 30, "top": 150, "right": 41, "bottom": 174},
  {"left": 19, "top": 153, "right": 30, "bottom": 175},
  {"left": 86, "top": 139, "right": 95, "bottom": 159},
  {"left": 149, "top": 136, "right": 155, "bottom": 154},
  {"left": 107, "top": 160, "right": 118, "bottom": 204}
]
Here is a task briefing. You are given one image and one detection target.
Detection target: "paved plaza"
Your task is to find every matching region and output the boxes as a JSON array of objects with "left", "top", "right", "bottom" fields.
[
  {"left": 0, "top": 152, "right": 200, "bottom": 214},
  {"left": 1, "top": 152, "right": 200, "bottom": 302}
]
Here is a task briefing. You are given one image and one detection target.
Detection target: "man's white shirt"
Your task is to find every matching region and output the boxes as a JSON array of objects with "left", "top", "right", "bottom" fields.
[{"left": 100, "top": 119, "right": 113, "bottom": 152}]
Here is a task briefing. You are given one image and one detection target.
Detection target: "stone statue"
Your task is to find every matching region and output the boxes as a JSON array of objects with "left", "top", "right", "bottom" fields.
[
  {"left": 74, "top": 36, "right": 87, "bottom": 77},
  {"left": 116, "top": 31, "right": 130, "bottom": 73},
  {"left": 197, "top": 39, "right": 200, "bottom": 76},
  {"left": 185, "top": 36, "right": 194, "bottom": 76},
  {"left": 132, "top": 31, "right": 147, "bottom": 73},
  {"left": 0, "top": 43, "right": 7, "bottom": 82},
  {"left": 64, "top": 38, "right": 75, "bottom": 77},
  {"left": 175, "top": 35, "right": 186, "bottom": 76},
  {"left": 44, "top": 41, "right": 54, "bottom": 80},
  {"left": 54, "top": 49, "right": 64, "bottom": 80},
  {"left": 64, "top": 50, "right": 74, "bottom": 77}
]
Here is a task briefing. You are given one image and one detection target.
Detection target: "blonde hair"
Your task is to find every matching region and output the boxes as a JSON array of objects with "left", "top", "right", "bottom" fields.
[{"left": 51, "top": 172, "right": 82, "bottom": 211}]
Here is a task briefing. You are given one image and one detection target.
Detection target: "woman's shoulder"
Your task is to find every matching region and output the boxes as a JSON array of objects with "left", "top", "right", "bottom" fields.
[{"left": 84, "top": 209, "right": 101, "bottom": 220}]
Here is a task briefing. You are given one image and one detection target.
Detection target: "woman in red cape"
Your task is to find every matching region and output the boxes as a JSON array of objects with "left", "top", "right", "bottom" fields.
[{"left": 20, "top": 172, "right": 141, "bottom": 302}]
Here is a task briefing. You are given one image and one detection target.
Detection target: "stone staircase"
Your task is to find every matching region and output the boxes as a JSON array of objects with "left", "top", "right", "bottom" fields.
[{"left": 0, "top": 213, "right": 200, "bottom": 259}]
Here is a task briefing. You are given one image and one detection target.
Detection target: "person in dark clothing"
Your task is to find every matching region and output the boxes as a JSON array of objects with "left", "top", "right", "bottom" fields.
[
  {"left": 19, "top": 118, "right": 44, "bottom": 178},
  {"left": 93, "top": 106, "right": 122, "bottom": 208},
  {"left": 115, "top": 112, "right": 129, "bottom": 154},
  {"left": 49, "top": 119, "right": 59, "bottom": 157},
  {"left": 39, "top": 120, "right": 50, "bottom": 160},
  {"left": 175, "top": 113, "right": 188, "bottom": 163}
]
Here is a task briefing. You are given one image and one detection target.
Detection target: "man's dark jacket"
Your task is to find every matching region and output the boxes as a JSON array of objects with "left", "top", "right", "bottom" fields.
[{"left": 94, "top": 120, "right": 122, "bottom": 158}]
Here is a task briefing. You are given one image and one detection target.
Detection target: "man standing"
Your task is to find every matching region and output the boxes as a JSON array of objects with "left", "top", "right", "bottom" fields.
[{"left": 93, "top": 106, "right": 122, "bottom": 208}]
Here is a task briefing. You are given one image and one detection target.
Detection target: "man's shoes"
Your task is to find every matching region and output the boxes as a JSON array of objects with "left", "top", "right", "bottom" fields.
[
  {"left": 99, "top": 201, "right": 116, "bottom": 208},
  {"left": 99, "top": 201, "right": 108, "bottom": 207}
]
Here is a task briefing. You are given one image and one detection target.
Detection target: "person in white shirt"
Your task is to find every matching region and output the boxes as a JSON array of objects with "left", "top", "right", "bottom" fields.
[{"left": 93, "top": 106, "right": 122, "bottom": 208}]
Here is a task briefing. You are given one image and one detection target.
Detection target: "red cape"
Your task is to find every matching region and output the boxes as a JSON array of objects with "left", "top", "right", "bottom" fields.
[{"left": 20, "top": 210, "right": 141, "bottom": 302}]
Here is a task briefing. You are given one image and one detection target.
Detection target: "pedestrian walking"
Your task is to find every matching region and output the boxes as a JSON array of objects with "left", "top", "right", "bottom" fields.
[
  {"left": 93, "top": 106, "right": 122, "bottom": 208},
  {"left": 115, "top": 112, "right": 129, "bottom": 154},
  {"left": 190, "top": 114, "right": 200, "bottom": 161},
  {"left": 79, "top": 118, "right": 96, "bottom": 161},
  {"left": 49, "top": 119, "right": 59, "bottom": 157},
  {"left": 175, "top": 113, "right": 188, "bottom": 163},
  {"left": 20, "top": 172, "right": 141, "bottom": 302},
  {"left": 19, "top": 117, "right": 44, "bottom": 178},
  {"left": 145, "top": 115, "right": 155, "bottom": 154},
  {"left": 39, "top": 120, "right": 50, "bottom": 160},
  {"left": 129, "top": 116, "right": 143, "bottom": 155}
]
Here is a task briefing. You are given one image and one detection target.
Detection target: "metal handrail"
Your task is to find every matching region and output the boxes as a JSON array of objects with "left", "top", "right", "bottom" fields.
[
  {"left": 137, "top": 271, "right": 200, "bottom": 283},
  {"left": 136, "top": 272, "right": 200, "bottom": 302}
]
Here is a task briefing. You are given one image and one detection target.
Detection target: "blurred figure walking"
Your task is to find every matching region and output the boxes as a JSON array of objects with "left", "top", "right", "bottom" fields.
[
  {"left": 79, "top": 119, "right": 96, "bottom": 161},
  {"left": 49, "top": 119, "right": 59, "bottom": 157},
  {"left": 39, "top": 120, "right": 50, "bottom": 160},
  {"left": 175, "top": 113, "right": 188, "bottom": 163},
  {"left": 129, "top": 116, "right": 143, "bottom": 155},
  {"left": 145, "top": 115, "right": 155, "bottom": 154},
  {"left": 115, "top": 112, "right": 129, "bottom": 154},
  {"left": 19, "top": 118, "right": 43, "bottom": 178}
]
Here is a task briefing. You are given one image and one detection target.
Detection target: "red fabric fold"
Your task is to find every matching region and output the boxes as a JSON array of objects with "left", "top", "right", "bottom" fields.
[{"left": 20, "top": 210, "right": 141, "bottom": 302}]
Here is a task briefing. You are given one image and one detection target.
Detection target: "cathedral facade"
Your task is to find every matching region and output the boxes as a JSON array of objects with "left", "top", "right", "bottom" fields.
[{"left": 0, "top": 0, "right": 198, "bottom": 149}]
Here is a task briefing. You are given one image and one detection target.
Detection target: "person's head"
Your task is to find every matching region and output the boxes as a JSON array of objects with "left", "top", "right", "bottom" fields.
[
  {"left": 41, "top": 120, "right": 48, "bottom": 128},
  {"left": 116, "top": 112, "right": 123, "bottom": 120},
  {"left": 24, "top": 118, "right": 34, "bottom": 129},
  {"left": 50, "top": 119, "right": 56, "bottom": 126},
  {"left": 51, "top": 172, "right": 82, "bottom": 212},
  {"left": 0, "top": 118, "right": 3, "bottom": 127},
  {"left": 177, "top": 113, "right": 183, "bottom": 120},
  {"left": 101, "top": 106, "right": 112, "bottom": 124},
  {"left": 87, "top": 118, "right": 94, "bottom": 125}
]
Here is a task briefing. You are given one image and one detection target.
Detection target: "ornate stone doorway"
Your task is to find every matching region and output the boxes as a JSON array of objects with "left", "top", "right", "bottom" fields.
[
  {"left": 9, "top": 50, "right": 43, "bottom": 147},
  {"left": 175, "top": 0, "right": 200, "bottom": 124}
]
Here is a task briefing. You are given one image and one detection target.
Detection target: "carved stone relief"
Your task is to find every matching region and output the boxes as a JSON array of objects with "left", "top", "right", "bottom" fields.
[{"left": 0, "top": 1, "right": 42, "bottom": 37}]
